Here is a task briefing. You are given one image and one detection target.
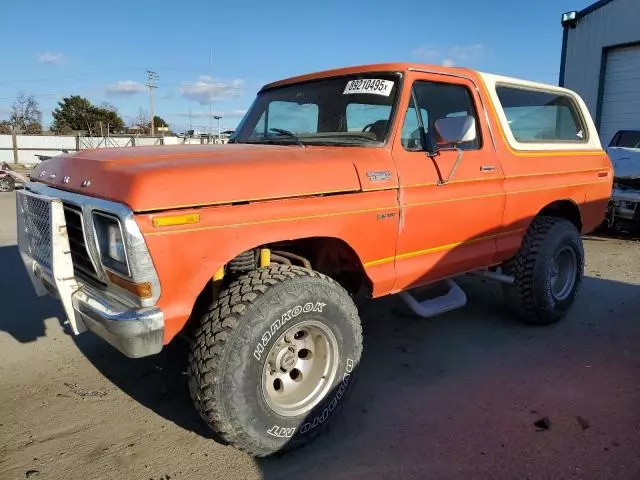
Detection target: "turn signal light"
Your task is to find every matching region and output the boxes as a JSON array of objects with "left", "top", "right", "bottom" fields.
[
  {"left": 106, "top": 270, "right": 153, "bottom": 299},
  {"left": 152, "top": 213, "right": 200, "bottom": 227}
]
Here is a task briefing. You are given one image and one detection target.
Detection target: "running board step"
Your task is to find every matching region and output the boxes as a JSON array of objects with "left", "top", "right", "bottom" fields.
[{"left": 399, "top": 279, "right": 467, "bottom": 318}]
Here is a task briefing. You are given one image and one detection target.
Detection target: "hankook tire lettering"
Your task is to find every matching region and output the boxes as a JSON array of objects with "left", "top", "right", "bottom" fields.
[
  {"left": 253, "top": 302, "right": 326, "bottom": 361},
  {"left": 267, "top": 425, "right": 296, "bottom": 438}
]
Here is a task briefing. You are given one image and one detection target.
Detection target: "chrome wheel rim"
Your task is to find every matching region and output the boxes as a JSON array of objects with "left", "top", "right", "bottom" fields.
[
  {"left": 262, "top": 320, "right": 339, "bottom": 417},
  {"left": 0, "top": 179, "right": 10, "bottom": 192},
  {"left": 550, "top": 246, "right": 578, "bottom": 301}
]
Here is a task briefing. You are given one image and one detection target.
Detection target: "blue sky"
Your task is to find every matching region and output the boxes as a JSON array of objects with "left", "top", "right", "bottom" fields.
[{"left": 0, "top": 0, "right": 593, "bottom": 133}]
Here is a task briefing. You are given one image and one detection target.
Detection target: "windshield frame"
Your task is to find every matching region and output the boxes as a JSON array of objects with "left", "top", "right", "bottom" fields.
[{"left": 230, "top": 71, "right": 404, "bottom": 148}]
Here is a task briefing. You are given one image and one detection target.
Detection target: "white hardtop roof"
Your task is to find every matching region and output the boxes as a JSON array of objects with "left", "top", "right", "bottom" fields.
[
  {"left": 478, "top": 72, "right": 576, "bottom": 95},
  {"left": 477, "top": 71, "right": 602, "bottom": 151}
]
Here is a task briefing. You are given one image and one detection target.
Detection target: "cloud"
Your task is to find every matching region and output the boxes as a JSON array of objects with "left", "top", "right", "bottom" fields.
[
  {"left": 105, "top": 80, "right": 146, "bottom": 97},
  {"left": 175, "top": 109, "right": 247, "bottom": 119},
  {"left": 412, "top": 44, "right": 487, "bottom": 67},
  {"left": 179, "top": 76, "right": 243, "bottom": 105},
  {"left": 121, "top": 115, "right": 137, "bottom": 125},
  {"left": 38, "top": 52, "right": 64, "bottom": 64}
]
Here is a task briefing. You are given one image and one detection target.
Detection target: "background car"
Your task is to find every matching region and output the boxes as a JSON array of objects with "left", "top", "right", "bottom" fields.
[{"left": 604, "top": 130, "right": 640, "bottom": 229}]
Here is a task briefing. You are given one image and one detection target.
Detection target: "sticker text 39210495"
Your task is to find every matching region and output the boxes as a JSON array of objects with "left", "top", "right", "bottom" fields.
[{"left": 343, "top": 79, "right": 394, "bottom": 96}]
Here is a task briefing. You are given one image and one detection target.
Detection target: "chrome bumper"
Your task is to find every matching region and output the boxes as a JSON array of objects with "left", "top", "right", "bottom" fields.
[
  {"left": 16, "top": 188, "right": 164, "bottom": 358},
  {"left": 73, "top": 286, "right": 164, "bottom": 358}
]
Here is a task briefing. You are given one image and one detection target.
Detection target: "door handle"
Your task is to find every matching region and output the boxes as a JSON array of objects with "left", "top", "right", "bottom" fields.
[{"left": 480, "top": 165, "right": 497, "bottom": 172}]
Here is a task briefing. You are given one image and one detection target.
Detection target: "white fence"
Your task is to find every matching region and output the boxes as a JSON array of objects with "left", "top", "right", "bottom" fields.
[{"left": 0, "top": 134, "right": 227, "bottom": 165}]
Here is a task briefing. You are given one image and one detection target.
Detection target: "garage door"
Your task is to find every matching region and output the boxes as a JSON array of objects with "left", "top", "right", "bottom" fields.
[{"left": 600, "top": 44, "right": 640, "bottom": 146}]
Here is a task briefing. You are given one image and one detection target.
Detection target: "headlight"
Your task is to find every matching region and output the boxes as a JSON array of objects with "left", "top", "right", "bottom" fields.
[{"left": 93, "top": 212, "right": 130, "bottom": 276}]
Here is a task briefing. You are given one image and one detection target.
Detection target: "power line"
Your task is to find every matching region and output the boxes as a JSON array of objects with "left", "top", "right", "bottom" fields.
[{"left": 0, "top": 65, "right": 194, "bottom": 87}]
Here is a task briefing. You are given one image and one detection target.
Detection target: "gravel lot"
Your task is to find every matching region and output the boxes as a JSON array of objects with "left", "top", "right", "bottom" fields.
[{"left": 1, "top": 190, "right": 639, "bottom": 480}]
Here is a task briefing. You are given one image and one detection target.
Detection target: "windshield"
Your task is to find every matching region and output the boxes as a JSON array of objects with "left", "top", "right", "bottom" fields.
[
  {"left": 610, "top": 130, "right": 640, "bottom": 149},
  {"left": 232, "top": 73, "right": 402, "bottom": 146}
]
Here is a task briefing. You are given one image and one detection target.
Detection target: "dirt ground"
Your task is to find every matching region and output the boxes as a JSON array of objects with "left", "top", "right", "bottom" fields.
[{"left": 1, "top": 190, "right": 639, "bottom": 480}]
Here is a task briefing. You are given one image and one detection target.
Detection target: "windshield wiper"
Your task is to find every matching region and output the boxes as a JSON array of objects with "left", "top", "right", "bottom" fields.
[{"left": 269, "top": 128, "right": 306, "bottom": 148}]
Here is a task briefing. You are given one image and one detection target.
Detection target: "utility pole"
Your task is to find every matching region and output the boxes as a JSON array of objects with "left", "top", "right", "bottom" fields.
[
  {"left": 214, "top": 115, "right": 222, "bottom": 140},
  {"left": 209, "top": 47, "right": 213, "bottom": 137},
  {"left": 145, "top": 69, "right": 159, "bottom": 136}
]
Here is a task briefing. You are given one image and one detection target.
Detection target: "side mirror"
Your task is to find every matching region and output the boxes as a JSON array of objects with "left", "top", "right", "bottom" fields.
[{"left": 434, "top": 115, "right": 477, "bottom": 145}]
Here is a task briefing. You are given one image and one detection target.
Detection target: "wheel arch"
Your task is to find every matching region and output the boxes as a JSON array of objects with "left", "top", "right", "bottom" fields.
[
  {"left": 536, "top": 199, "right": 583, "bottom": 232},
  {"left": 177, "top": 235, "right": 371, "bottom": 341}
]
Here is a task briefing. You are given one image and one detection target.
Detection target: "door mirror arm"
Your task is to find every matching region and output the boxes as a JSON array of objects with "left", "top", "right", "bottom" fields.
[
  {"left": 410, "top": 87, "right": 445, "bottom": 183},
  {"left": 437, "top": 148, "right": 464, "bottom": 186},
  {"left": 423, "top": 128, "right": 439, "bottom": 158},
  {"left": 421, "top": 130, "right": 446, "bottom": 184}
]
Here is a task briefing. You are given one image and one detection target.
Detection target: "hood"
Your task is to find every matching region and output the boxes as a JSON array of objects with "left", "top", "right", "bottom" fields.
[
  {"left": 31, "top": 144, "right": 365, "bottom": 212},
  {"left": 606, "top": 147, "right": 640, "bottom": 180}
]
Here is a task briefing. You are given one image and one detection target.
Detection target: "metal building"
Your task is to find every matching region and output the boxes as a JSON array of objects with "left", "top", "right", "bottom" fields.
[{"left": 559, "top": 0, "right": 640, "bottom": 145}]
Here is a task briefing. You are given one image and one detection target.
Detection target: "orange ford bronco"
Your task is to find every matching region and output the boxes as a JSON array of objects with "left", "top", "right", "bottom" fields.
[{"left": 16, "top": 63, "right": 612, "bottom": 456}]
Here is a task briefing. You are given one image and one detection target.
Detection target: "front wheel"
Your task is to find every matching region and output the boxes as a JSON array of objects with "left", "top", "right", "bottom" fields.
[
  {"left": 502, "top": 216, "right": 584, "bottom": 325},
  {"left": 188, "top": 264, "right": 363, "bottom": 457}
]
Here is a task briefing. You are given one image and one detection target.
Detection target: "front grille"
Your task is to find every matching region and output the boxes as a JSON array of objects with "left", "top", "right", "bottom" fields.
[
  {"left": 20, "top": 194, "right": 53, "bottom": 269},
  {"left": 62, "top": 204, "right": 101, "bottom": 281}
]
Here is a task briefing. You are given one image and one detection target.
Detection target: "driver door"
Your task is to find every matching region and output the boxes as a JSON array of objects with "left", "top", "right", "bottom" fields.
[{"left": 391, "top": 72, "right": 506, "bottom": 291}]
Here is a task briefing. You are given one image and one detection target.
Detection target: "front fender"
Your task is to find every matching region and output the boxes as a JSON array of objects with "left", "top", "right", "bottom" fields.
[{"left": 138, "top": 190, "right": 399, "bottom": 342}]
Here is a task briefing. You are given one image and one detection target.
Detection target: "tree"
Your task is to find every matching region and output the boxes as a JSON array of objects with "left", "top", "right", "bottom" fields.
[
  {"left": 0, "top": 120, "right": 13, "bottom": 134},
  {"left": 9, "top": 92, "right": 43, "bottom": 134},
  {"left": 135, "top": 108, "right": 149, "bottom": 130},
  {"left": 51, "top": 95, "right": 124, "bottom": 134},
  {"left": 94, "top": 103, "right": 125, "bottom": 133},
  {"left": 100, "top": 102, "right": 118, "bottom": 112},
  {"left": 153, "top": 115, "right": 168, "bottom": 128},
  {"left": 51, "top": 95, "right": 93, "bottom": 132}
]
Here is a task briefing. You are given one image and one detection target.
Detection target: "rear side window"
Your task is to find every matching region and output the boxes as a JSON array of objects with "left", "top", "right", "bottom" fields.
[{"left": 495, "top": 86, "right": 586, "bottom": 143}]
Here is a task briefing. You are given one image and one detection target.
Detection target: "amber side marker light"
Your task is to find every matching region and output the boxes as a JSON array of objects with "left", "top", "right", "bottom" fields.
[
  {"left": 213, "top": 266, "right": 225, "bottom": 281},
  {"left": 106, "top": 270, "right": 153, "bottom": 299},
  {"left": 152, "top": 213, "right": 200, "bottom": 228}
]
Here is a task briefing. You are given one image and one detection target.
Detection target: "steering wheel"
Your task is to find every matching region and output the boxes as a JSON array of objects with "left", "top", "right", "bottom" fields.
[{"left": 362, "top": 123, "right": 375, "bottom": 132}]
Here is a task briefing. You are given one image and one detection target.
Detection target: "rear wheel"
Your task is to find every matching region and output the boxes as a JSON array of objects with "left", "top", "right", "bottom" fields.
[
  {"left": 502, "top": 216, "right": 584, "bottom": 325},
  {"left": 0, "top": 176, "right": 14, "bottom": 192},
  {"left": 188, "top": 264, "right": 362, "bottom": 457}
]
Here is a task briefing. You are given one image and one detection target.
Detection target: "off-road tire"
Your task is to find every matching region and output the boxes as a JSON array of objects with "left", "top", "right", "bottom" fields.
[
  {"left": 188, "top": 264, "right": 363, "bottom": 457},
  {"left": 0, "top": 177, "right": 14, "bottom": 192},
  {"left": 502, "top": 216, "right": 584, "bottom": 325}
]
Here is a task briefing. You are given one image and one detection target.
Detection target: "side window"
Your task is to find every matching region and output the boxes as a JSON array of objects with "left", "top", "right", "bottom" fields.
[
  {"left": 401, "top": 81, "right": 482, "bottom": 151},
  {"left": 346, "top": 103, "right": 392, "bottom": 131},
  {"left": 495, "top": 86, "right": 586, "bottom": 143},
  {"left": 256, "top": 101, "right": 319, "bottom": 136},
  {"left": 401, "top": 107, "right": 429, "bottom": 150}
]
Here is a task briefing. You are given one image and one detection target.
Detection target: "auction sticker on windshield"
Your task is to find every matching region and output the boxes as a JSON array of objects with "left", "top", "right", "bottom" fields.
[{"left": 343, "top": 79, "right": 394, "bottom": 96}]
